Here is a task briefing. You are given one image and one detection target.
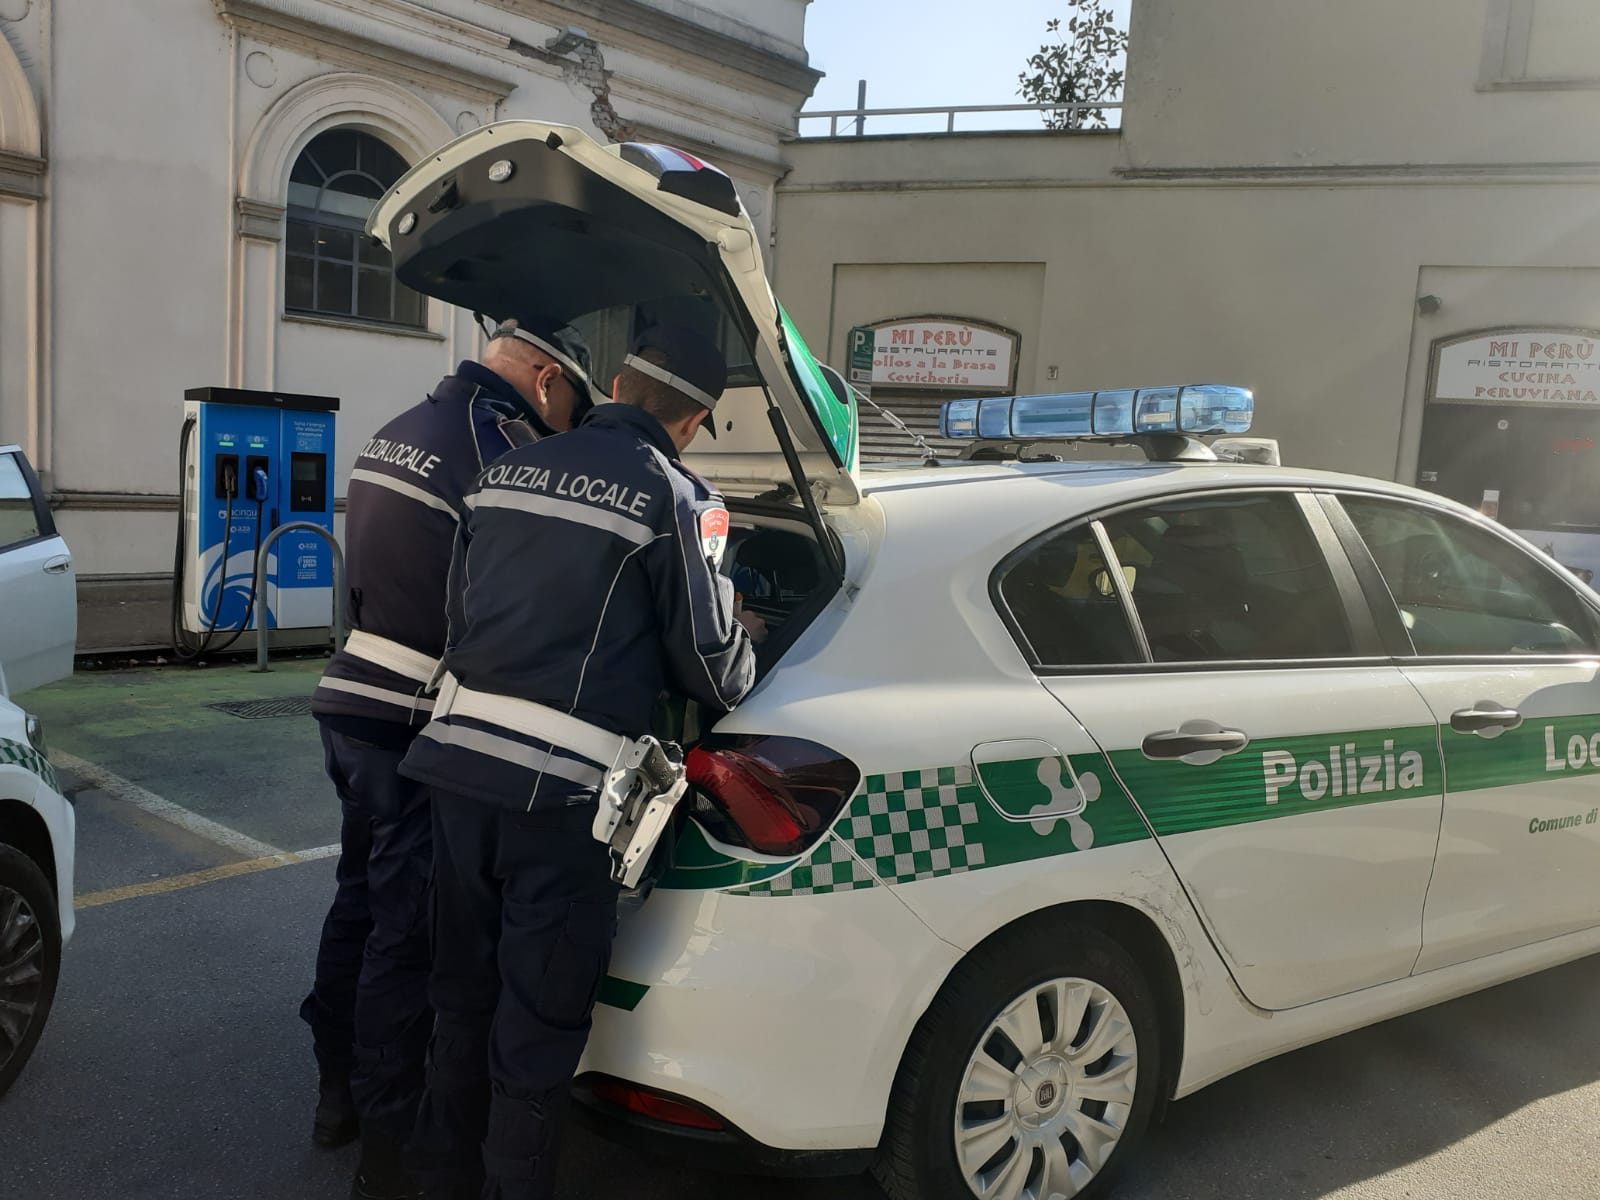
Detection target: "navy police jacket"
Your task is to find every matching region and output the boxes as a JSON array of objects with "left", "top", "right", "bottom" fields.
[
  {"left": 399, "top": 402, "right": 757, "bottom": 810},
  {"left": 310, "top": 362, "right": 550, "bottom": 745}
]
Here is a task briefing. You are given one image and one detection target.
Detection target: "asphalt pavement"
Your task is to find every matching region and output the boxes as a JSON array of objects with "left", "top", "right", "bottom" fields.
[{"left": 3, "top": 660, "right": 1599, "bottom": 1199}]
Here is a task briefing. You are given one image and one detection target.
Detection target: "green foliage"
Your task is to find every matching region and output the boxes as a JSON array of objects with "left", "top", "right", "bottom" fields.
[{"left": 1017, "top": 0, "right": 1130, "bottom": 130}]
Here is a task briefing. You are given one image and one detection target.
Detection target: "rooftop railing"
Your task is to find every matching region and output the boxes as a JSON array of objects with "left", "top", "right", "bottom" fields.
[{"left": 796, "top": 100, "right": 1123, "bottom": 138}]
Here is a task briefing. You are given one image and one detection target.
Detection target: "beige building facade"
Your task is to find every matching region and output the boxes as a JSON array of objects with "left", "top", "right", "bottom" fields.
[
  {"left": 6, "top": 0, "right": 1600, "bottom": 585},
  {"left": 0, "top": 0, "right": 816, "bottom": 579},
  {"left": 773, "top": 0, "right": 1600, "bottom": 568}
]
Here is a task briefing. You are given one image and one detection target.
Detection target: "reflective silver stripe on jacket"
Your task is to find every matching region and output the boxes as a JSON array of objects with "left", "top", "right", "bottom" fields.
[
  {"left": 473, "top": 488, "right": 655, "bottom": 547},
  {"left": 415, "top": 723, "right": 604, "bottom": 789},
  {"left": 315, "top": 675, "right": 436, "bottom": 713},
  {"left": 344, "top": 630, "right": 440, "bottom": 685},
  {"left": 432, "top": 672, "right": 627, "bottom": 770},
  {"left": 349, "top": 468, "right": 457, "bottom": 518}
]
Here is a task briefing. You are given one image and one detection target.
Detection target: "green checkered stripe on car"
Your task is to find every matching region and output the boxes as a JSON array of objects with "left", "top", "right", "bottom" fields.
[
  {"left": 734, "top": 833, "right": 880, "bottom": 897},
  {"left": 846, "top": 765, "right": 988, "bottom": 879},
  {"left": 0, "top": 737, "right": 58, "bottom": 793},
  {"left": 734, "top": 765, "right": 986, "bottom": 897},
  {"left": 730, "top": 758, "right": 1149, "bottom": 897}
]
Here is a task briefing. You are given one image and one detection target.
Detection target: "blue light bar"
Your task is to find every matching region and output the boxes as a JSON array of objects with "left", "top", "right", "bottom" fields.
[
  {"left": 940, "top": 385, "right": 1253, "bottom": 440},
  {"left": 1181, "top": 385, "right": 1255, "bottom": 435},
  {"left": 977, "top": 396, "right": 1013, "bottom": 439},
  {"left": 1012, "top": 392, "right": 1094, "bottom": 438},
  {"left": 1091, "top": 390, "right": 1136, "bottom": 435},
  {"left": 941, "top": 398, "right": 979, "bottom": 438},
  {"left": 1134, "top": 387, "right": 1181, "bottom": 434}
]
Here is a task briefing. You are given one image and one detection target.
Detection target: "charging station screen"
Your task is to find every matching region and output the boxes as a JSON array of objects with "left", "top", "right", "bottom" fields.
[{"left": 290, "top": 452, "right": 326, "bottom": 512}]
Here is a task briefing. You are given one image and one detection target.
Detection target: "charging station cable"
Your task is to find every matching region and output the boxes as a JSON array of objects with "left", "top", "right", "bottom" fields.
[{"left": 199, "top": 471, "right": 268, "bottom": 657}]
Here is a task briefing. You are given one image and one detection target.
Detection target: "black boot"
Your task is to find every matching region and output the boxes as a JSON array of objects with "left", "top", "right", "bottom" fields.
[
  {"left": 481, "top": 1086, "right": 568, "bottom": 1199},
  {"left": 313, "top": 1073, "right": 359, "bottom": 1149},
  {"left": 352, "top": 1130, "right": 421, "bottom": 1200}
]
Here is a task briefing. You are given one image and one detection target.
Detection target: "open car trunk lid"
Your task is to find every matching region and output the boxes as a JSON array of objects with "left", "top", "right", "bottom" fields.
[{"left": 367, "top": 121, "right": 859, "bottom": 508}]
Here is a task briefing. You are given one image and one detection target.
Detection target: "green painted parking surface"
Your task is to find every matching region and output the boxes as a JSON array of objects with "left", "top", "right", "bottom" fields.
[{"left": 27, "top": 658, "right": 340, "bottom": 853}]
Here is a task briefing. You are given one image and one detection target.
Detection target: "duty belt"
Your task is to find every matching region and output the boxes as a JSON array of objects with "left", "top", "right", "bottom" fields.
[
  {"left": 317, "top": 630, "right": 438, "bottom": 716},
  {"left": 344, "top": 630, "right": 440, "bottom": 684},
  {"left": 431, "top": 673, "right": 687, "bottom": 888}
]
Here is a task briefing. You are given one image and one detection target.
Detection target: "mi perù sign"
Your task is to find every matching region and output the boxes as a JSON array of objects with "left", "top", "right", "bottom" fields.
[
  {"left": 1434, "top": 329, "right": 1600, "bottom": 406},
  {"left": 861, "top": 317, "right": 1019, "bottom": 392}
]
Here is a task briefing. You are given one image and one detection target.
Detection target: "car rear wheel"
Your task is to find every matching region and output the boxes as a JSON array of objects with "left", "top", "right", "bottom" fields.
[
  {"left": 0, "top": 844, "right": 61, "bottom": 1097},
  {"left": 874, "top": 919, "right": 1162, "bottom": 1200}
]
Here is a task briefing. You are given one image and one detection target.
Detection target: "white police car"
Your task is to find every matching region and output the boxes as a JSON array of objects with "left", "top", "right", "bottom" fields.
[{"left": 373, "top": 123, "right": 1600, "bottom": 1199}]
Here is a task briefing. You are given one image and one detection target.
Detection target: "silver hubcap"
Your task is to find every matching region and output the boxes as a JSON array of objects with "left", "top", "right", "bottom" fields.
[
  {"left": 954, "top": 977, "right": 1138, "bottom": 1200},
  {"left": 0, "top": 885, "right": 44, "bottom": 1070}
]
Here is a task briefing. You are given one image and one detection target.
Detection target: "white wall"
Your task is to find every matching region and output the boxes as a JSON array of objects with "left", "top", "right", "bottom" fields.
[
  {"left": 16, "top": 0, "right": 820, "bottom": 577},
  {"left": 1520, "top": 0, "right": 1600, "bottom": 82},
  {"left": 0, "top": 12, "right": 44, "bottom": 465},
  {"left": 1124, "top": 0, "right": 1600, "bottom": 169},
  {"left": 49, "top": 0, "right": 233, "bottom": 495},
  {"left": 0, "top": 196, "right": 35, "bottom": 454}
]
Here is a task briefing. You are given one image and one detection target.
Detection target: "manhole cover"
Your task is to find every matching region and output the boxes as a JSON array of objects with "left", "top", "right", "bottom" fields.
[{"left": 207, "top": 697, "right": 315, "bottom": 720}]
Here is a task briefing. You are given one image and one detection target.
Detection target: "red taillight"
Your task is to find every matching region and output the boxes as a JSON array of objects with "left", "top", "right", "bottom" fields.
[
  {"left": 685, "top": 735, "right": 859, "bottom": 857},
  {"left": 589, "top": 1080, "right": 725, "bottom": 1131}
]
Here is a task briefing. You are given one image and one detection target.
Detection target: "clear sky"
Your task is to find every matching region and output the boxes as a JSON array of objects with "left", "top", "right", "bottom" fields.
[{"left": 801, "top": 0, "right": 1132, "bottom": 133}]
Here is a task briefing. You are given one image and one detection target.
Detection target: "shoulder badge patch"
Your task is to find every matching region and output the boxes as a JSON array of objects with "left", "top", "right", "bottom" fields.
[
  {"left": 497, "top": 417, "right": 539, "bottom": 449},
  {"left": 699, "top": 505, "right": 730, "bottom": 567}
]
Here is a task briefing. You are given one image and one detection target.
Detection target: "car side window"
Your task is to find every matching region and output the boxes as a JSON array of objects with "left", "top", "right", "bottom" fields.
[
  {"left": 1100, "top": 492, "right": 1355, "bottom": 663},
  {"left": 0, "top": 453, "right": 42, "bottom": 551},
  {"left": 998, "top": 523, "right": 1145, "bottom": 667},
  {"left": 1340, "top": 496, "right": 1599, "bottom": 656}
]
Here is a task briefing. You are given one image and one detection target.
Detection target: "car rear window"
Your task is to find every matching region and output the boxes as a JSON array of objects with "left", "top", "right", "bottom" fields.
[
  {"left": 997, "top": 523, "right": 1144, "bottom": 667},
  {"left": 1101, "top": 493, "right": 1354, "bottom": 663}
]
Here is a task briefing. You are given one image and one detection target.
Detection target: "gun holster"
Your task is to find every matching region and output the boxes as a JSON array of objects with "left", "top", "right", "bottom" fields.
[{"left": 593, "top": 735, "right": 688, "bottom": 889}]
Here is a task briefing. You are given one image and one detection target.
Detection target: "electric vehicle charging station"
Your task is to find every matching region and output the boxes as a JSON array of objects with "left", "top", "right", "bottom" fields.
[{"left": 173, "top": 387, "right": 339, "bottom": 656}]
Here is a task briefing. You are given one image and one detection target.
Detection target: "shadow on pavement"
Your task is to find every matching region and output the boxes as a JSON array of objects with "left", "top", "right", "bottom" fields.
[{"left": 1121, "top": 953, "right": 1600, "bottom": 1198}]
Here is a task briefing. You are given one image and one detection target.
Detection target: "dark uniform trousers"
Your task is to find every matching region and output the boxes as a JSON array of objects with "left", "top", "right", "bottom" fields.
[
  {"left": 300, "top": 726, "right": 435, "bottom": 1140},
  {"left": 410, "top": 783, "right": 619, "bottom": 1200}
]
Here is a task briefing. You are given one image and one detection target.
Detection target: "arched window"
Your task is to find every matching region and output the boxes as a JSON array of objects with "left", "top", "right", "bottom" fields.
[{"left": 285, "top": 128, "right": 424, "bottom": 328}]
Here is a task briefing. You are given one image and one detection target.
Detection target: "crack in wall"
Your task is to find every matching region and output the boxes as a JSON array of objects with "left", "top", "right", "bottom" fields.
[{"left": 509, "top": 31, "right": 632, "bottom": 144}]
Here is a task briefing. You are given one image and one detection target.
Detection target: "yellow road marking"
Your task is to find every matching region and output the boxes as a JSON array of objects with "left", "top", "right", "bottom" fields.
[{"left": 74, "top": 844, "right": 340, "bottom": 910}]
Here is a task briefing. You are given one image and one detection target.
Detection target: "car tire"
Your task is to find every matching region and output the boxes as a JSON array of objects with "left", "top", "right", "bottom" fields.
[
  {"left": 874, "top": 917, "right": 1163, "bottom": 1200},
  {"left": 0, "top": 843, "right": 62, "bottom": 1098}
]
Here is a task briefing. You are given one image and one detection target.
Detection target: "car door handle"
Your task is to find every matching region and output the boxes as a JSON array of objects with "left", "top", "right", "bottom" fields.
[
  {"left": 1141, "top": 723, "right": 1250, "bottom": 763},
  {"left": 1450, "top": 703, "right": 1523, "bottom": 735},
  {"left": 43, "top": 555, "right": 71, "bottom": 575}
]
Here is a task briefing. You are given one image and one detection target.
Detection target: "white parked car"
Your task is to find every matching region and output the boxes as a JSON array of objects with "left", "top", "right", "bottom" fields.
[
  {"left": 374, "top": 123, "right": 1600, "bottom": 1199},
  {"left": 0, "top": 445, "right": 75, "bottom": 1096},
  {"left": 0, "top": 445, "right": 75, "bottom": 695}
]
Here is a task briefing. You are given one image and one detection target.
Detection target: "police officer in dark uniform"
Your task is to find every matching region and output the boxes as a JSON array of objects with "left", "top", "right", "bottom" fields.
[
  {"left": 304, "top": 317, "right": 603, "bottom": 1199},
  {"left": 398, "top": 324, "right": 761, "bottom": 1200}
]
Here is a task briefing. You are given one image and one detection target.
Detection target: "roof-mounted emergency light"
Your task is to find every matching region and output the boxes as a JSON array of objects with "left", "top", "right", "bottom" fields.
[
  {"left": 614, "top": 143, "right": 743, "bottom": 217},
  {"left": 940, "top": 385, "right": 1255, "bottom": 463}
]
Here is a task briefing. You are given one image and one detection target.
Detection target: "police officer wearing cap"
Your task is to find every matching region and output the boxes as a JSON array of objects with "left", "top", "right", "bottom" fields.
[
  {"left": 304, "top": 317, "right": 602, "bottom": 1200},
  {"left": 398, "top": 323, "right": 762, "bottom": 1200}
]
